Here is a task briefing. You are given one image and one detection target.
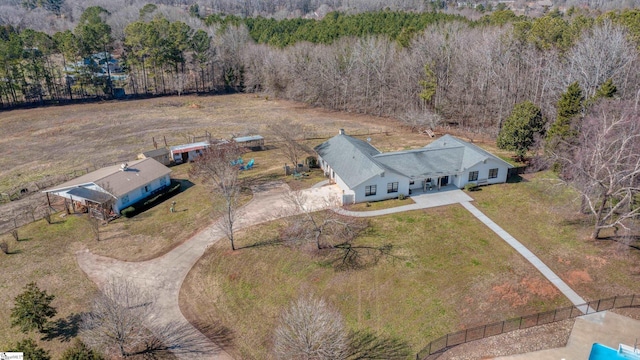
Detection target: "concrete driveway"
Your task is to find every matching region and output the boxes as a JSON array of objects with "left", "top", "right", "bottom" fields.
[{"left": 76, "top": 182, "right": 342, "bottom": 359}]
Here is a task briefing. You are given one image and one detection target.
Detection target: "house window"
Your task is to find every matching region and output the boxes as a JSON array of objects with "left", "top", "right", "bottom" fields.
[
  {"left": 387, "top": 182, "right": 398, "bottom": 193},
  {"left": 121, "top": 194, "right": 129, "bottom": 204},
  {"left": 489, "top": 168, "right": 499, "bottom": 179},
  {"left": 468, "top": 171, "right": 479, "bottom": 181},
  {"left": 144, "top": 185, "right": 150, "bottom": 193},
  {"left": 426, "top": 178, "right": 432, "bottom": 183},
  {"left": 365, "top": 185, "right": 377, "bottom": 196},
  {"left": 409, "top": 180, "right": 415, "bottom": 185}
]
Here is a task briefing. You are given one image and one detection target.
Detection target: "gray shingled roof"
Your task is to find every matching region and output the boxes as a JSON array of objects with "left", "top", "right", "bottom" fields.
[
  {"left": 424, "top": 134, "right": 513, "bottom": 170},
  {"left": 315, "top": 133, "right": 512, "bottom": 187},
  {"left": 45, "top": 158, "right": 171, "bottom": 198},
  {"left": 314, "top": 134, "right": 385, "bottom": 188},
  {"left": 374, "top": 147, "right": 465, "bottom": 179},
  {"left": 142, "top": 147, "right": 170, "bottom": 158}
]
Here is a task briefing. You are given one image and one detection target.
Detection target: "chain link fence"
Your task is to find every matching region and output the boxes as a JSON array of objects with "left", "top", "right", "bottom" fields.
[{"left": 417, "top": 294, "right": 640, "bottom": 360}]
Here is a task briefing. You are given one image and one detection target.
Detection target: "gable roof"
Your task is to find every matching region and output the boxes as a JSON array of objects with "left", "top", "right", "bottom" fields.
[
  {"left": 45, "top": 158, "right": 171, "bottom": 198},
  {"left": 316, "top": 133, "right": 512, "bottom": 185},
  {"left": 374, "top": 147, "right": 466, "bottom": 179},
  {"left": 314, "top": 134, "right": 387, "bottom": 188},
  {"left": 424, "top": 134, "right": 513, "bottom": 170}
]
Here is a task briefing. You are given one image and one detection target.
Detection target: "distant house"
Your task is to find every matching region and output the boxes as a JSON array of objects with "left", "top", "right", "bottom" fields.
[
  {"left": 138, "top": 148, "right": 171, "bottom": 166},
  {"left": 169, "top": 141, "right": 210, "bottom": 164},
  {"left": 43, "top": 158, "right": 171, "bottom": 216},
  {"left": 233, "top": 135, "right": 264, "bottom": 151},
  {"left": 64, "top": 52, "right": 127, "bottom": 82},
  {"left": 315, "top": 130, "right": 513, "bottom": 204}
]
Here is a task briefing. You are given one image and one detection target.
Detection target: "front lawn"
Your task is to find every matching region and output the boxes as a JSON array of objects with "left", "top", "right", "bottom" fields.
[
  {"left": 180, "top": 205, "right": 568, "bottom": 359},
  {"left": 470, "top": 172, "right": 640, "bottom": 301}
]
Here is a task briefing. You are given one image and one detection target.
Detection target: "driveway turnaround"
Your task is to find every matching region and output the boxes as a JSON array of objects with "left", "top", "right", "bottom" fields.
[
  {"left": 337, "top": 187, "right": 474, "bottom": 217},
  {"left": 460, "top": 201, "right": 589, "bottom": 313},
  {"left": 76, "top": 182, "right": 342, "bottom": 359}
]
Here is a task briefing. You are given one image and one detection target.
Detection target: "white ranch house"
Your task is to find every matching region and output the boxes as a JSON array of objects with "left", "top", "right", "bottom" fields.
[
  {"left": 315, "top": 130, "right": 513, "bottom": 204},
  {"left": 43, "top": 158, "right": 171, "bottom": 216}
]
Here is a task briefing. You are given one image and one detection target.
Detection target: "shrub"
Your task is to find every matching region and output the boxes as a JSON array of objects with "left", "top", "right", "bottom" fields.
[
  {"left": 465, "top": 183, "right": 478, "bottom": 192},
  {"left": 398, "top": 193, "right": 406, "bottom": 200}
]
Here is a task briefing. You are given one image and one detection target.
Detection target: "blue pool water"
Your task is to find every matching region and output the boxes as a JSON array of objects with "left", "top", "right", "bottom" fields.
[{"left": 589, "top": 343, "right": 640, "bottom": 360}]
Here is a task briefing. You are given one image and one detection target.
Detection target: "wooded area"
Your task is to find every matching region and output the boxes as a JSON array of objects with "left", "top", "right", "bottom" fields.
[{"left": 0, "top": 2, "right": 639, "bottom": 135}]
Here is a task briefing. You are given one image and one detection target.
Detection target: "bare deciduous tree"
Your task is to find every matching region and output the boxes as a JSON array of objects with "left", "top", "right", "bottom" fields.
[
  {"left": 281, "top": 190, "right": 364, "bottom": 250},
  {"left": 554, "top": 100, "right": 640, "bottom": 239},
  {"left": 81, "top": 278, "right": 213, "bottom": 358},
  {"left": 190, "top": 142, "right": 244, "bottom": 250},
  {"left": 268, "top": 119, "right": 313, "bottom": 171},
  {"left": 274, "top": 294, "right": 348, "bottom": 360}
]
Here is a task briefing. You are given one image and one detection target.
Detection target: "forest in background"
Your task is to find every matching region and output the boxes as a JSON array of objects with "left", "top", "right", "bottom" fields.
[{"left": 0, "top": 0, "right": 639, "bottom": 135}]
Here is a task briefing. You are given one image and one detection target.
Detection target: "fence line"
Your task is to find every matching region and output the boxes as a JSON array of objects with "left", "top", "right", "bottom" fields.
[{"left": 416, "top": 294, "right": 640, "bottom": 360}]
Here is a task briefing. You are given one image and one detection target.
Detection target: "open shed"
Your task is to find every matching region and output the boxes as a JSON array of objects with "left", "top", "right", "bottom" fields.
[{"left": 234, "top": 135, "right": 264, "bottom": 151}]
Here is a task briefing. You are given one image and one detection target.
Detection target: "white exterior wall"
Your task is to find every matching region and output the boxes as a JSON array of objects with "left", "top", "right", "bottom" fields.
[
  {"left": 458, "top": 159, "right": 509, "bottom": 188},
  {"left": 113, "top": 174, "right": 170, "bottom": 214},
  {"left": 352, "top": 173, "right": 409, "bottom": 203}
]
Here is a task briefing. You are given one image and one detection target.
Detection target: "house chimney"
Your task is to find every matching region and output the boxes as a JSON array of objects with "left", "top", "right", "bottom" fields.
[{"left": 339, "top": 129, "right": 345, "bottom": 135}]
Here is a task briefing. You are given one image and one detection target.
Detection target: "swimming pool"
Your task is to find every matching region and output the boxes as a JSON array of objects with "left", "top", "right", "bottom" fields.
[{"left": 589, "top": 343, "right": 640, "bottom": 360}]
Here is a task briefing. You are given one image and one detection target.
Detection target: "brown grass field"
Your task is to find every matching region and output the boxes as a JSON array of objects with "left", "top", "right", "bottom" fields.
[{"left": 1, "top": 94, "right": 637, "bottom": 359}]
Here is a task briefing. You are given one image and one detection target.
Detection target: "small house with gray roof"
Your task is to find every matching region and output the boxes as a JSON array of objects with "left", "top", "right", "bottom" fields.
[
  {"left": 315, "top": 130, "right": 512, "bottom": 204},
  {"left": 43, "top": 158, "right": 171, "bottom": 217}
]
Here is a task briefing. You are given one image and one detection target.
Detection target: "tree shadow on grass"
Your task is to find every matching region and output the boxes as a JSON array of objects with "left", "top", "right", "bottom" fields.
[
  {"left": 239, "top": 238, "right": 284, "bottom": 249},
  {"left": 597, "top": 235, "right": 640, "bottom": 252},
  {"left": 42, "top": 313, "right": 83, "bottom": 342},
  {"left": 191, "top": 320, "right": 235, "bottom": 351}
]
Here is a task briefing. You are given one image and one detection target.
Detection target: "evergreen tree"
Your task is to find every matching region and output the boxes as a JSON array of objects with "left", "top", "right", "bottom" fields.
[
  {"left": 594, "top": 78, "right": 617, "bottom": 99},
  {"left": 9, "top": 338, "right": 51, "bottom": 360},
  {"left": 497, "top": 101, "right": 545, "bottom": 160},
  {"left": 547, "top": 82, "right": 584, "bottom": 144},
  {"left": 60, "top": 339, "right": 104, "bottom": 360},
  {"left": 10, "top": 282, "right": 57, "bottom": 333}
]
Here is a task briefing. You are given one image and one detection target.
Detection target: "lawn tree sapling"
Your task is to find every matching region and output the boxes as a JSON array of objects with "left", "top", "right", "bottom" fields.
[
  {"left": 268, "top": 119, "right": 313, "bottom": 173},
  {"left": 190, "top": 142, "right": 244, "bottom": 250}
]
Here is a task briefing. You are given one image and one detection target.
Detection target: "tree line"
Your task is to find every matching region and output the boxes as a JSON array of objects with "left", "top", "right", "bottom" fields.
[{"left": 1, "top": 7, "right": 639, "bottom": 129}]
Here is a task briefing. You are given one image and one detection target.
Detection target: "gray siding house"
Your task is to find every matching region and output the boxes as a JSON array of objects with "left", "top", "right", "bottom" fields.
[
  {"left": 315, "top": 130, "right": 512, "bottom": 204},
  {"left": 44, "top": 158, "right": 172, "bottom": 215}
]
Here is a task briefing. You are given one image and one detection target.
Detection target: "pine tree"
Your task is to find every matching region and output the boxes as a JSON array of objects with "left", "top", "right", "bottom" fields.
[
  {"left": 497, "top": 101, "right": 545, "bottom": 160},
  {"left": 547, "top": 82, "right": 584, "bottom": 144},
  {"left": 10, "top": 282, "right": 57, "bottom": 333}
]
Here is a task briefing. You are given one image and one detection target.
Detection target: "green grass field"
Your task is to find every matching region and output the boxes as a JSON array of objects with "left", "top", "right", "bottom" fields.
[{"left": 180, "top": 204, "right": 570, "bottom": 359}]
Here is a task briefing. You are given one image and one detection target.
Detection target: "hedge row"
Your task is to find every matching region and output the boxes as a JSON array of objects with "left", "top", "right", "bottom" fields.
[{"left": 120, "top": 181, "right": 182, "bottom": 218}]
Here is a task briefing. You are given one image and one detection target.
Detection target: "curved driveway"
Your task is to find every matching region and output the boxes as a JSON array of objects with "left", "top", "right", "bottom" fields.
[{"left": 76, "top": 182, "right": 342, "bottom": 359}]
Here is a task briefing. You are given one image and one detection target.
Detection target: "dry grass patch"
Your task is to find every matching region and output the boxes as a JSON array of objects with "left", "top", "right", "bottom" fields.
[
  {"left": 470, "top": 172, "right": 640, "bottom": 301},
  {"left": 181, "top": 205, "right": 568, "bottom": 359},
  {"left": 0, "top": 215, "right": 98, "bottom": 358}
]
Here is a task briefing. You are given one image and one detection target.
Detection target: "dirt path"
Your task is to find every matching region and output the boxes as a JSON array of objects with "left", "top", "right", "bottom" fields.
[{"left": 76, "top": 182, "right": 342, "bottom": 359}]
